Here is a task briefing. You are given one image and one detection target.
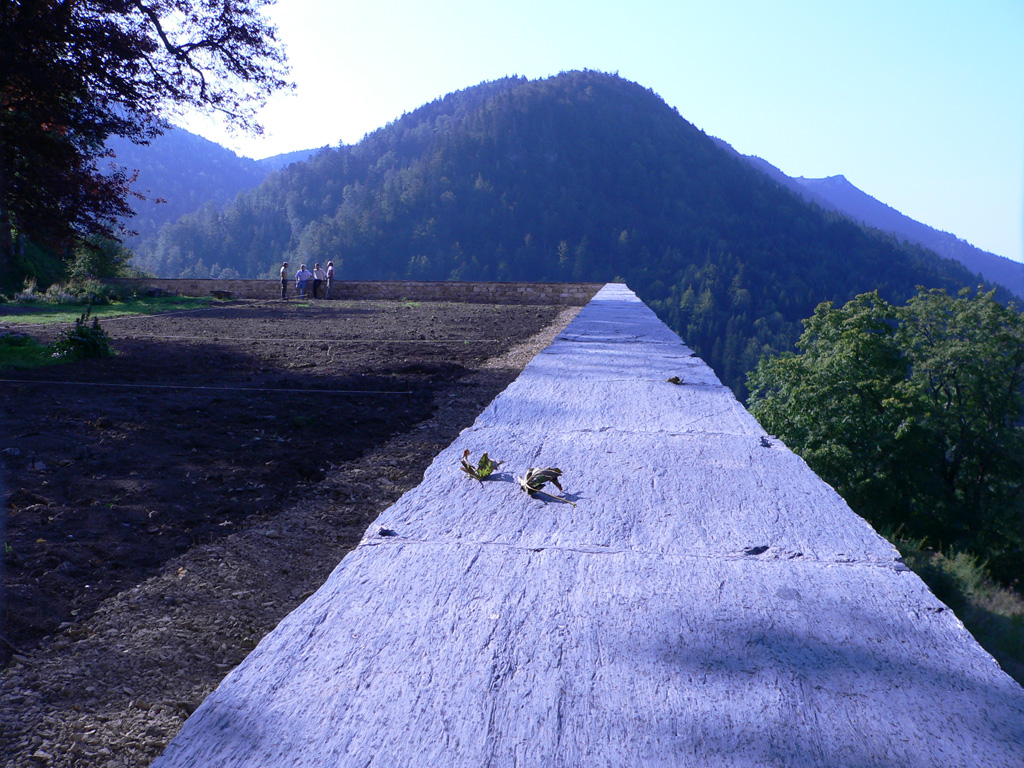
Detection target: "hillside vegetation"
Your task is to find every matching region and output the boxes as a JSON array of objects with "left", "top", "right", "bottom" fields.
[
  {"left": 748, "top": 287, "right": 1024, "bottom": 679},
  {"left": 107, "top": 132, "right": 318, "bottom": 247},
  {"left": 132, "top": 71, "right": 994, "bottom": 393}
]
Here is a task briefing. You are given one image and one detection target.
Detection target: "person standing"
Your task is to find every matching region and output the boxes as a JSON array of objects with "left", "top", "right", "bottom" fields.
[
  {"left": 325, "top": 261, "right": 335, "bottom": 299},
  {"left": 312, "top": 263, "right": 327, "bottom": 299},
  {"left": 279, "top": 262, "right": 290, "bottom": 299},
  {"left": 295, "top": 263, "right": 313, "bottom": 298}
]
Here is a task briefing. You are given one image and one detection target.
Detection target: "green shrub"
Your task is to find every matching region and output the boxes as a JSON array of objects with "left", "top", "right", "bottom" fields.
[
  {"left": 43, "top": 283, "right": 80, "bottom": 304},
  {"left": 14, "top": 277, "right": 41, "bottom": 303},
  {"left": 103, "top": 281, "right": 138, "bottom": 302},
  {"left": 894, "top": 534, "right": 1024, "bottom": 685},
  {"left": 48, "top": 279, "right": 119, "bottom": 305},
  {"left": 49, "top": 308, "right": 113, "bottom": 361},
  {"left": 68, "top": 235, "right": 135, "bottom": 281},
  {"left": 14, "top": 278, "right": 137, "bottom": 306}
]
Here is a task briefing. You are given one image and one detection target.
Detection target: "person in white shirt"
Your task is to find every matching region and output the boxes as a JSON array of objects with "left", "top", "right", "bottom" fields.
[
  {"left": 312, "top": 263, "right": 327, "bottom": 299},
  {"left": 325, "top": 261, "right": 335, "bottom": 299},
  {"left": 294, "top": 264, "right": 313, "bottom": 298}
]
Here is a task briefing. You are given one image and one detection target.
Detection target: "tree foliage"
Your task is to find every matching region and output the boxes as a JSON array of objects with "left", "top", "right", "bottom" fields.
[
  {"left": 68, "top": 234, "right": 136, "bottom": 279},
  {"left": 0, "top": 0, "right": 289, "bottom": 277},
  {"left": 747, "top": 287, "right": 1024, "bottom": 585}
]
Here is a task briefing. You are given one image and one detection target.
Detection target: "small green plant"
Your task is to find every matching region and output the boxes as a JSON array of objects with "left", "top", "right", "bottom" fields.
[
  {"left": 517, "top": 466, "right": 576, "bottom": 506},
  {"left": 49, "top": 308, "right": 113, "bottom": 361},
  {"left": 290, "top": 413, "right": 316, "bottom": 429},
  {"left": 460, "top": 449, "right": 502, "bottom": 481}
]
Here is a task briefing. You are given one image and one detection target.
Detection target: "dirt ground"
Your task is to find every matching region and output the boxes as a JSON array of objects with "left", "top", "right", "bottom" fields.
[{"left": 0, "top": 297, "right": 578, "bottom": 767}]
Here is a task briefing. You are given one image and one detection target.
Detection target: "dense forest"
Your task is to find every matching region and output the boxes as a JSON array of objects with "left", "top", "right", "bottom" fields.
[
  {"left": 107, "top": 132, "right": 317, "bottom": 247},
  {"left": 132, "top": 71, "right": 996, "bottom": 394}
]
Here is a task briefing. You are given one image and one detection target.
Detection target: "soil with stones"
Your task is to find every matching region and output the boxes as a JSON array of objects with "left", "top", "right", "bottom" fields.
[{"left": 0, "top": 297, "right": 578, "bottom": 768}]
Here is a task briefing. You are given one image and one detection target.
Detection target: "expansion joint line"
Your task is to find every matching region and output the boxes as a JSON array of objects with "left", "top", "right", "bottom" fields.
[{"left": 362, "top": 534, "right": 911, "bottom": 573}]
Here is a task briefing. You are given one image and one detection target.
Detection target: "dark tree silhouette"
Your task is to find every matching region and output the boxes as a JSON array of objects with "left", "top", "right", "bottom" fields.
[{"left": 0, "top": 0, "right": 290, "bottom": 277}]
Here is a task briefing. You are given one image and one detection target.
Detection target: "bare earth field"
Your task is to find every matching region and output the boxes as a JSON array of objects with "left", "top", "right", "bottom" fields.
[{"left": 0, "top": 298, "right": 577, "bottom": 767}]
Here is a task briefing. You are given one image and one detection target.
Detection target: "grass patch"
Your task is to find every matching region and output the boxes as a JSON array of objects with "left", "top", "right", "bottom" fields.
[
  {"left": 893, "top": 534, "right": 1024, "bottom": 685},
  {"left": 1, "top": 309, "right": 115, "bottom": 369},
  {"left": 0, "top": 296, "right": 211, "bottom": 325},
  {"left": 0, "top": 334, "right": 59, "bottom": 370}
]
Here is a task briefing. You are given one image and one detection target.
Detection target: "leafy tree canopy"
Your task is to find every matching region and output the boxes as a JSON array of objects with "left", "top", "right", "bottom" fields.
[
  {"left": 0, "top": 0, "right": 290, "bottom": 278},
  {"left": 747, "top": 287, "right": 1024, "bottom": 585}
]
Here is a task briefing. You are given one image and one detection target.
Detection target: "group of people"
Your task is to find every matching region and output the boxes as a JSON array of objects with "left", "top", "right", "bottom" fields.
[{"left": 279, "top": 261, "right": 335, "bottom": 300}]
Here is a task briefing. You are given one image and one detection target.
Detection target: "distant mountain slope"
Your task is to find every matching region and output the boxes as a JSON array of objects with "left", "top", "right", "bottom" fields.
[
  {"left": 258, "top": 147, "right": 325, "bottom": 172},
  {"left": 795, "top": 175, "right": 1024, "bottom": 298},
  {"left": 715, "top": 140, "right": 1024, "bottom": 298},
  {"left": 108, "top": 130, "right": 320, "bottom": 244},
  {"left": 133, "top": 71, "right": 999, "bottom": 394}
]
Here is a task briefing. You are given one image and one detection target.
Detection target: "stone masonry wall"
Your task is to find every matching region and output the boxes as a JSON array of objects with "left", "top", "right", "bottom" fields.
[{"left": 108, "top": 278, "right": 604, "bottom": 306}]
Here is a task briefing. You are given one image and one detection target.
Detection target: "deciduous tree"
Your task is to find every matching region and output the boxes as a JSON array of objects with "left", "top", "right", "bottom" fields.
[
  {"left": 0, "top": 0, "right": 290, "bottom": 278},
  {"left": 748, "top": 287, "right": 1024, "bottom": 585}
]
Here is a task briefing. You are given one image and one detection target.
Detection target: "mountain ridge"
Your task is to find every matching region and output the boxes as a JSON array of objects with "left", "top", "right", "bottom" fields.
[
  {"left": 794, "top": 174, "right": 1024, "bottom": 298},
  {"left": 127, "top": 71, "right": 1002, "bottom": 393},
  {"left": 711, "top": 138, "right": 1023, "bottom": 297}
]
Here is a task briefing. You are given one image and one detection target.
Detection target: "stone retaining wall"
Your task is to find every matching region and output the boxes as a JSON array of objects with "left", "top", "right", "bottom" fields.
[{"left": 108, "top": 278, "right": 603, "bottom": 305}]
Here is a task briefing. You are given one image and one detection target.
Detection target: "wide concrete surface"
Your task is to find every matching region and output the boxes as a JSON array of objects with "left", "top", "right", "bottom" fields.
[{"left": 153, "top": 283, "right": 1024, "bottom": 767}]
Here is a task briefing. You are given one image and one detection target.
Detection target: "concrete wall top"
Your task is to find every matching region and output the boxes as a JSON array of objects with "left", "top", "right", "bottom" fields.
[
  {"left": 154, "top": 284, "right": 1024, "bottom": 768},
  {"left": 109, "top": 278, "right": 603, "bottom": 305}
]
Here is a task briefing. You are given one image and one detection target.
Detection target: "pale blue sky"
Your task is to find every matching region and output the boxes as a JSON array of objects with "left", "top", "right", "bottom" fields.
[{"left": 183, "top": 0, "right": 1024, "bottom": 263}]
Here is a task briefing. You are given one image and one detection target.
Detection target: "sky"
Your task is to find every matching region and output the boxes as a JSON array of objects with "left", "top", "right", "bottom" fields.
[{"left": 181, "top": 0, "right": 1024, "bottom": 263}]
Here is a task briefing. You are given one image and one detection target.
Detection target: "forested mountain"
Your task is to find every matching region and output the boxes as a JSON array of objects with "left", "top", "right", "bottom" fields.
[
  {"left": 714, "top": 141, "right": 1024, "bottom": 299},
  {"left": 131, "top": 71, "right": 997, "bottom": 394},
  {"left": 107, "top": 130, "right": 319, "bottom": 246},
  {"left": 794, "top": 175, "right": 1024, "bottom": 298}
]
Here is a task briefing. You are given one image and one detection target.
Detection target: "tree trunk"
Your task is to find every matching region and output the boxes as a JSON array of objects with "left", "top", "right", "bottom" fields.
[
  {"left": 0, "top": 215, "right": 12, "bottom": 280},
  {"left": 0, "top": 148, "right": 15, "bottom": 283}
]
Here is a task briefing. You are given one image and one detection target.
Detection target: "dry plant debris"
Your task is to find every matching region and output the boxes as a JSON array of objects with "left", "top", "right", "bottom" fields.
[{"left": 517, "top": 466, "right": 575, "bottom": 506}]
